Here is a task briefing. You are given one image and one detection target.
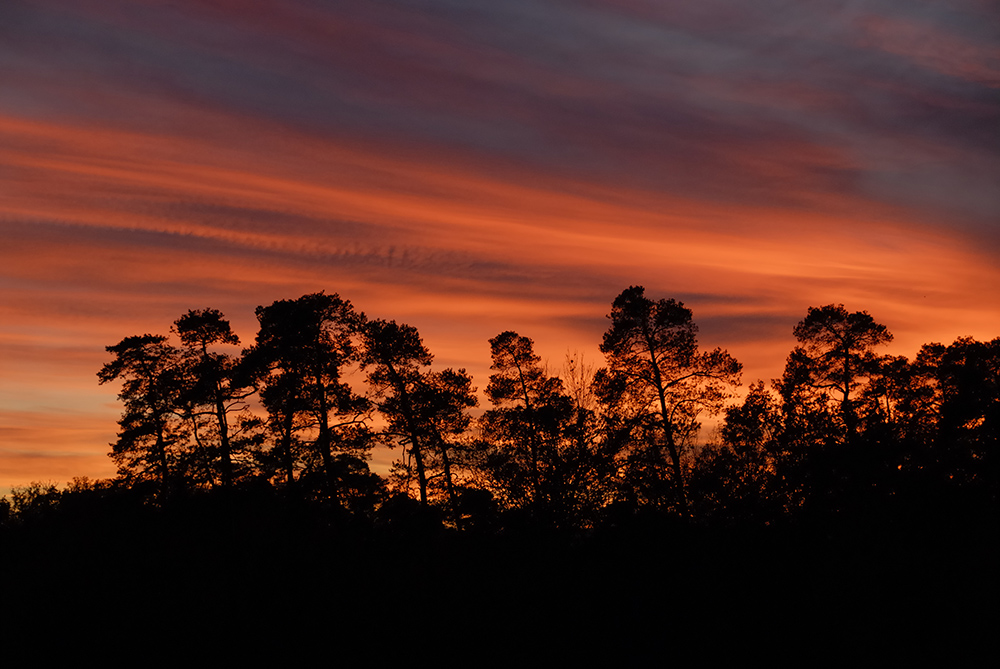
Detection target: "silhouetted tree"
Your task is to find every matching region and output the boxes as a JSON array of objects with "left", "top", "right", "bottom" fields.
[
  {"left": 252, "top": 371, "right": 307, "bottom": 487},
  {"left": 480, "top": 331, "right": 573, "bottom": 514},
  {"left": 362, "top": 319, "right": 436, "bottom": 506},
  {"left": 8, "top": 482, "right": 60, "bottom": 524},
  {"left": 690, "top": 381, "right": 783, "bottom": 522},
  {"left": 87, "top": 288, "right": 997, "bottom": 548},
  {"left": 596, "top": 286, "right": 742, "bottom": 514},
  {"left": 721, "top": 381, "right": 782, "bottom": 455},
  {"left": 857, "top": 355, "right": 913, "bottom": 437},
  {"left": 247, "top": 293, "right": 370, "bottom": 499},
  {"left": 408, "top": 368, "right": 479, "bottom": 526},
  {"left": 173, "top": 309, "right": 257, "bottom": 488},
  {"left": 775, "top": 306, "right": 898, "bottom": 517},
  {"left": 780, "top": 304, "right": 893, "bottom": 444},
  {"left": 555, "top": 351, "right": 618, "bottom": 527},
  {"left": 907, "top": 337, "right": 999, "bottom": 497},
  {"left": 362, "top": 319, "right": 478, "bottom": 525},
  {"left": 98, "top": 334, "right": 187, "bottom": 494}
]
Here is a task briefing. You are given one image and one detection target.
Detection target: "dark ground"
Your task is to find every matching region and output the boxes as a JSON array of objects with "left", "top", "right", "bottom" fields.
[{"left": 2, "top": 491, "right": 993, "bottom": 664}]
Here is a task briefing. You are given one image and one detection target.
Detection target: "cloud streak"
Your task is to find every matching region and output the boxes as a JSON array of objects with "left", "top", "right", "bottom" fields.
[{"left": 1, "top": 0, "right": 997, "bottom": 489}]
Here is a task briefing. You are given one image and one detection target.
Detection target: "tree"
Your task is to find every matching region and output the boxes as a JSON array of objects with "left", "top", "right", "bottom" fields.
[
  {"left": 857, "top": 354, "right": 913, "bottom": 438},
  {"left": 905, "top": 337, "right": 999, "bottom": 495},
  {"left": 690, "top": 381, "right": 784, "bottom": 523},
  {"left": 363, "top": 319, "right": 473, "bottom": 513},
  {"left": 8, "top": 482, "right": 61, "bottom": 524},
  {"left": 361, "top": 319, "right": 433, "bottom": 506},
  {"left": 597, "top": 286, "right": 742, "bottom": 514},
  {"left": 253, "top": 370, "right": 308, "bottom": 488},
  {"left": 555, "top": 351, "right": 618, "bottom": 527},
  {"left": 480, "top": 331, "right": 573, "bottom": 512},
  {"left": 720, "top": 381, "right": 782, "bottom": 456},
  {"left": 247, "top": 293, "right": 370, "bottom": 499},
  {"left": 98, "top": 334, "right": 186, "bottom": 494},
  {"left": 781, "top": 304, "right": 893, "bottom": 444},
  {"left": 562, "top": 351, "right": 600, "bottom": 454},
  {"left": 404, "top": 367, "right": 479, "bottom": 526},
  {"left": 772, "top": 306, "right": 899, "bottom": 518},
  {"left": 173, "top": 309, "right": 256, "bottom": 488}
]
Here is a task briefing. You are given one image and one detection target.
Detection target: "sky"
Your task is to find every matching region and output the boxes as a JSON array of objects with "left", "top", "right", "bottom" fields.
[{"left": 1, "top": 0, "right": 998, "bottom": 491}]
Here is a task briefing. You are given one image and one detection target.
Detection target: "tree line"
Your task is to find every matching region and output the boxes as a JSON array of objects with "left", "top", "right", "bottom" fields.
[
  {"left": 3, "top": 286, "right": 995, "bottom": 530},
  {"left": 3, "top": 286, "right": 994, "bottom": 664}
]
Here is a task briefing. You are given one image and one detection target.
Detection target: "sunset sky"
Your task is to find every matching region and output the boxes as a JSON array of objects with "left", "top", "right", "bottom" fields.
[{"left": 2, "top": 0, "right": 998, "bottom": 492}]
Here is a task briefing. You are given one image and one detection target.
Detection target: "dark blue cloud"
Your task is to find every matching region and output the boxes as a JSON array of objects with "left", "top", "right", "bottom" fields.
[{"left": 4, "top": 0, "right": 996, "bottom": 238}]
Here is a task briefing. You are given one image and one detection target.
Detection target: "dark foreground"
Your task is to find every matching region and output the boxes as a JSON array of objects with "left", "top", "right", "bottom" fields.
[{"left": 1, "top": 490, "right": 993, "bottom": 664}]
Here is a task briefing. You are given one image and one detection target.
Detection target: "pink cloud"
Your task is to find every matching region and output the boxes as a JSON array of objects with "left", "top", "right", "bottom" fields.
[
  {"left": 854, "top": 13, "right": 1000, "bottom": 87},
  {"left": 2, "top": 1, "right": 998, "bottom": 488}
]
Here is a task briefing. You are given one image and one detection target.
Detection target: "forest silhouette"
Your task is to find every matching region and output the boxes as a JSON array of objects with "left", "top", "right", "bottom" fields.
[{"left": 2, "top": 287, "right": 995, "bottom": 659}]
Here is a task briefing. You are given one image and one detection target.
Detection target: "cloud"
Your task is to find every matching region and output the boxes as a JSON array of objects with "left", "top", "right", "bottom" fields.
[{"left": 1, "top": 0, "right": 998, "bottom": 486}]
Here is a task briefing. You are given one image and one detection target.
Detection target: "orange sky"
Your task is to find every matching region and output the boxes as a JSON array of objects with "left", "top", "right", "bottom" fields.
[{"left": 2, "top": 0, "right": 998, "bottom": 491}]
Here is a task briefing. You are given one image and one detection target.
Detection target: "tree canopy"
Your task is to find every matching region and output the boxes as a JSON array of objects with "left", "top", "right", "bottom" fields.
[
  {"left": 84, "top": 288, "right": 996, "bottom": 531},
  {"left": 597, "top": 286, "right": 742, "bottom": 512}
]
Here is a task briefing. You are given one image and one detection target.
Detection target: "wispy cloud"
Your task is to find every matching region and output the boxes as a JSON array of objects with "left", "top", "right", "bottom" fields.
[{"left": 1, "top": 0, "right": 997, "bottom": 486}]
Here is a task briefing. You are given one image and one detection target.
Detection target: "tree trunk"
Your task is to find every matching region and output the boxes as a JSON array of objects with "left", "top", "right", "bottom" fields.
[
  {"left": 214, "top": 389, "right": 233, "bottom": 487},
  {"left": 280, "top": 406, "right": 296, "bottom": 487},
  {"left": 315, "top": 391, "right": 341, "bottom": 506},
  {"left": 644, "top": 328, "right": 689, "bottom": 516}
]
